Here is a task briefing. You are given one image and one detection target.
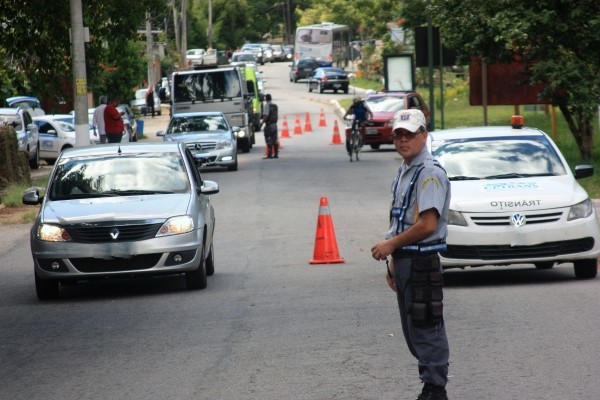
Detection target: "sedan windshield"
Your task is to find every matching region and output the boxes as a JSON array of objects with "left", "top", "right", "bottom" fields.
[
  {"left": 432, "top": 136, "right": 567, "bottom": 180},
  {"left": 49, "top": 152, "right": 190, "bottom": 200},
  {"left": 167, "top": 115, "right": 228, "bottom": 134}
]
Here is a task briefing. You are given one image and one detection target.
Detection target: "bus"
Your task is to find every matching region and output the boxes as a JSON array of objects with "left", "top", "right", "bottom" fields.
[{"left": 294, "top": 22, "right": 351, "bottom": 67}]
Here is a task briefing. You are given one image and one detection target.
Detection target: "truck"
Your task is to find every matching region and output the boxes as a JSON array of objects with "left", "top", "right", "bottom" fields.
[{"left": 171, "top": 66, "right": 257, "bottom": 152}]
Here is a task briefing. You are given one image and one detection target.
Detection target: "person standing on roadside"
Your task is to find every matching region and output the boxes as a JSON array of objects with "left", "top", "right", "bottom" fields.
[
  {"left": 92, "top": 95, "right": 108, "bottom": 144},
  {"left": 261, "top": 93, "right": 279, "bottom": 159},
  {"left": 145, "top": 87, "right": 155, "bottom": 118},
  {"left": 371, "top": 109, "right": 451, "bottom": 400},
  {"left": 104, "top": 94, "right": 125, "bottom": 143}
]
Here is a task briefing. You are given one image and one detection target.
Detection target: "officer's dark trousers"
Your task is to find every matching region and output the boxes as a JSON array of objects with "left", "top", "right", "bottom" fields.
[{"left": 393, "top": 255, "right": 449, "bottom": 387}]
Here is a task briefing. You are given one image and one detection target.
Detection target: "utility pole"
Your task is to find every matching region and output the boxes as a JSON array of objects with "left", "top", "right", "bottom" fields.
[
  {"left": 69, "top": 0, "right": 90, "bottom": 147},
  {"left": 146, "top": 12, "right": 154, "bottom": 88},
  {"left": 207, "top": 0, "right": 212, "bottom": 49}
]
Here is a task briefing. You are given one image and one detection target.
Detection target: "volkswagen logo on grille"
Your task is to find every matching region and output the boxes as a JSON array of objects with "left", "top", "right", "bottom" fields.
[
  {"left": 511, "top": 213, "right": 526, "bottom": 227},
  {"left": 110, "top": 228, "right": 120, "bottom": 240}
]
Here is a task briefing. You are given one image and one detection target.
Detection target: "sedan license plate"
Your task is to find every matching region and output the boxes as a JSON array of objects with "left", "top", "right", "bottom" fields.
[
  {"left": 333, "top": 83, "right": 341, "bottom": 88},
  {"left": 365, "top": 128, "right": 378, "bottom": 135}
]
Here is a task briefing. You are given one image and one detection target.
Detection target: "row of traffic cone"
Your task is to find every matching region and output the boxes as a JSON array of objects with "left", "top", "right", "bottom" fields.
[{"left": 277, "top": 109, "right": 343, "bottom": 145}]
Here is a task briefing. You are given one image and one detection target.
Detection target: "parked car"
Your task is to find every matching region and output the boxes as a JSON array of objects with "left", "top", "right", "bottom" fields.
[
  {"left": 157, "top": 111, "right": 238, "bottom": 171},
  {"left": 307, "top": 67, "right": 350, "bottom": 94},
  {"left": 117, "top": 104, "right": 138, "bottom": 141},
  {"left": 130, "top": 88, "right": 161, "bottom": 116},
  {"left": 430, "top": 120, "right": 600, "bottom": 279},
  {"left": 289, "top": 58, "right": 319, "bottom": 82},
  {"left": 33, "top": 116, "right": 81, "bottom": 164},
  {"left": 229, "top": 51, "right": 257, "bottom": 66},
  {"left": 240, "top": 43, "right": 264, "bottom": 65},
  {"left": 22, "top": 142, "right": 220, "bottom": 299},
  {"left": 5, "top": 96, "right": 45, "bottom": 117},
  {"left": 270, "top": 44, "right": 284, "bottom": 62},
  {"left": 350, "top": 91, "right": 430, "bottom": 149},
  {"left": 56, "top": 112, "right": 106, "bottom": 145},
  {"left": 186, "top": 48, "right": 205, "bottom": 67},
  {"left": 0, "top": 107, "right": 40, "bottom": 168}
]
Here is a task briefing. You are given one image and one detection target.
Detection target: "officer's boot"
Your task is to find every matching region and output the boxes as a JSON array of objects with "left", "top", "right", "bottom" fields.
[{"left": 273, "top": 143, "right": 278, "bottom": 158}]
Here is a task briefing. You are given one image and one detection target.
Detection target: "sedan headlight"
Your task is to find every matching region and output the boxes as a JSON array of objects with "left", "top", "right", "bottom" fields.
[
  {"left": 568, "top": 198, "right": 593, "bottom": 221},
  {"left": 37, "top": 224, "right": 72, "bottom": 242},
  {"left": 216, "top": 139, "right": 233, "bottom": 150},
  {"left": 156, "top": 215, "right": 194, "bottom": 237},
  {"left": 447, "top": 210, "right": 467, "bottom": 226}
]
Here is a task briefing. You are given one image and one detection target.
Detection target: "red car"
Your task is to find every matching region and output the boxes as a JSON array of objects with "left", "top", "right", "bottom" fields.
[{"left": 346, "top": 91, "right": 430, "bottom": 149}]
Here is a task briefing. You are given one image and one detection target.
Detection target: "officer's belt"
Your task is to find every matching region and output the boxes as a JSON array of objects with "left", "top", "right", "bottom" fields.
[{"left": 392, "top": 242, "right": 447, "bottom": 258}]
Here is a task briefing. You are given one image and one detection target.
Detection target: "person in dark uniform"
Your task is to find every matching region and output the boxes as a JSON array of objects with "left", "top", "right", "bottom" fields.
[
  {"left": 371, "top": 109, "right": 451, "bottom": 400},
  {"left": 261, "top": 94, "right": 279, "bottom": 159}
]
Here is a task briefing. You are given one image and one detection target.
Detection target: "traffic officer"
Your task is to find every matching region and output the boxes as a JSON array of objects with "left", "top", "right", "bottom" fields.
[{"left": 371, "top": 109, "right": 451, "bottom": 400}]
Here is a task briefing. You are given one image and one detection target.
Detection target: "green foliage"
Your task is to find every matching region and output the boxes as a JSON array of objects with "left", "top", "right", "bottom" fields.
[
  {"left": 1, "top": 0, "right": 167, "bottom": 107},
  {"left": 429, "top": 0, "right": 600, "bottom": 159}
]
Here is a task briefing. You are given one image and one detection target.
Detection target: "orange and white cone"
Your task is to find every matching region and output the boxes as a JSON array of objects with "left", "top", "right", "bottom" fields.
[
  {"left": 293, "top": 114, "right": 303, "bottom": 135},
  {"left": 280, "top": 115, "right": 291, "bottom": 138},
  {"left": 330, "top": 120, "right": 343, "bottom": 145},
  {"left": 318, "top": 108, "right": 327, "bottom": 127},
  {"left": 304, "top": 112, "right": 313, "bottom": 132},
  {"left": 309, "top": 196, "right": 345, "bottom": 264}
]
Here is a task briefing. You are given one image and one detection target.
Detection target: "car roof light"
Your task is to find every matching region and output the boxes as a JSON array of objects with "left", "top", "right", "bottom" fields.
[{"left": 511, "top": 115, "right": 524, "bottom": 129}]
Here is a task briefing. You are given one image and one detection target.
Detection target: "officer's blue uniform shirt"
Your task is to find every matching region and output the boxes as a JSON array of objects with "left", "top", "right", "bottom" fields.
[{"left": 386, "top": 146, "right": 451, "bottom": 243}]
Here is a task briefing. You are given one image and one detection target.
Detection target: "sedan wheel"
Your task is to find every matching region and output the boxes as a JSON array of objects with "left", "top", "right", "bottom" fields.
[
  {"left": 185, "top": 246, "right": 207, "bottom": 289},
  {"left": 205, "top": 244, "right": 215, "bottom": 276},
  {"left": 35, "top": 270, "right": 59, "bottom": 300},
  {"left": 29, "top": 145, "right": 40, "bottom": 169},
  {"left": 574, "top": 259, "right": 598, "bottom": 279}
]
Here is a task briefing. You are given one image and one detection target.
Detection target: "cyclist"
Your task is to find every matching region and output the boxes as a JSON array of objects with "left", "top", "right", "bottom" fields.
[{"left": 343, "top": 96, "right": 373, "bottom": 156}]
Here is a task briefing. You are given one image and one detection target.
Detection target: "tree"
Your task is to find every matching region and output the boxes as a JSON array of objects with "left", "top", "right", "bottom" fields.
[
  {"left": 429, "top": 0, "right": 600, "bottom": 160},
  {"left": 0, "top": 0, "right": 166, "bottom": 110}
]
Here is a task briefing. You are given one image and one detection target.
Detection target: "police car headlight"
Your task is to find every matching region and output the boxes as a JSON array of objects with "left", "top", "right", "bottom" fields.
[
  {"left": 37, "top": 224, "right": 72, "bottom": 242},
  {"left": 448, "top": 210, "right": 467, "bottom": 226},
  {"left": 157, "top": 215, "right": 194, "bottom": 237},
  {"left": 216, "top": 139, "right": 233, "bottom": 149},
  {"left": 568, "top": 198, "right": 593, "bottom": 221}
]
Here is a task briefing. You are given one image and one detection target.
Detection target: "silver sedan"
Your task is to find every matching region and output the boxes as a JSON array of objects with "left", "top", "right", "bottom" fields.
[{"left": 22, "top": 142, "right": 219, "bottom": 299}]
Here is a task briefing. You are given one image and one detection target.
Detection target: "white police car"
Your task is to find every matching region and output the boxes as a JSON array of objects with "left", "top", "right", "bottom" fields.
[
  {"left": 33, "top": 116, "right": 82, "bottom": 164},
  {"left": 430, "top": 117, "right": 600, "bottom": 279}
]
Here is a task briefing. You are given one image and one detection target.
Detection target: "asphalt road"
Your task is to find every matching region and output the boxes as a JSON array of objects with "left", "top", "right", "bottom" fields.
[{"left": 1, "top": 62, "right": 600, "bottom": 400}]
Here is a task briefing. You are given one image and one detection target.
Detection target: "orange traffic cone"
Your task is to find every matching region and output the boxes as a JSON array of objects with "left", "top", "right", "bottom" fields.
[
  {"left": 330, "top": 120, "right": 343, "bottom": 145},
  {"left": 318, "top": 108, "right": 327, "bottom": 127},
  {"left": 280, "top": 115, "right": 291, "bottom": 138},
  {"left": 304, "top": 112, "right": 313, "bottom": 132},
  {"left": 293, "top": 114, "right": 303, "bottom": 135},
  {"left": 310, "top": 197, "right": 345, "bottom": 264}
]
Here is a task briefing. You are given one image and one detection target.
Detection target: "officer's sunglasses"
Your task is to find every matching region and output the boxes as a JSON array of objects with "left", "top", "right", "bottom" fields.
[{"left": 392, "top": 128, "right": 424, "bottom": 140}]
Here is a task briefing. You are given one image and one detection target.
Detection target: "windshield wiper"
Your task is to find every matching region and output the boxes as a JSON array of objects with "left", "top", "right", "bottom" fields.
[
  {"left": 484, "top": 173, "right": 527, "bottom": 179},
  {"left": 449, "top": 176, "right": 481, "bottom": 181},
  {"left": 101, "top": 189, "right": 176, "bottom": 196}
]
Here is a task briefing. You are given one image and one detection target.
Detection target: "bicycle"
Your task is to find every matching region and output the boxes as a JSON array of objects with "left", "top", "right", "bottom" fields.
[{"left": 345, "top": 116, "right": 363, "bottom": 162}]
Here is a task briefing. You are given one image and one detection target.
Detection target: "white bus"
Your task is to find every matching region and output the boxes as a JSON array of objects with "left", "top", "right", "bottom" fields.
[{"left": 294, "top": 22, "right": 351, "bottom": 67}]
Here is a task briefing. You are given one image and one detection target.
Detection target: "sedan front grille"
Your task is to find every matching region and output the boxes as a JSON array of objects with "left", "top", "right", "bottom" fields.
[
  {"left": 186, "top": 142, "right": 217, "bottom": 151},
  {"left": 441, "top": 237, "right": 595, "bottom": 260},
  {"left": 71, "top": 254, "right": 163, "bottom": 272},
  {"left": 470, "top": 211, "right": 563, "bottom": 226},
  {"left": 67, "top": 223, "right": 164, "bottom": 243}
]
